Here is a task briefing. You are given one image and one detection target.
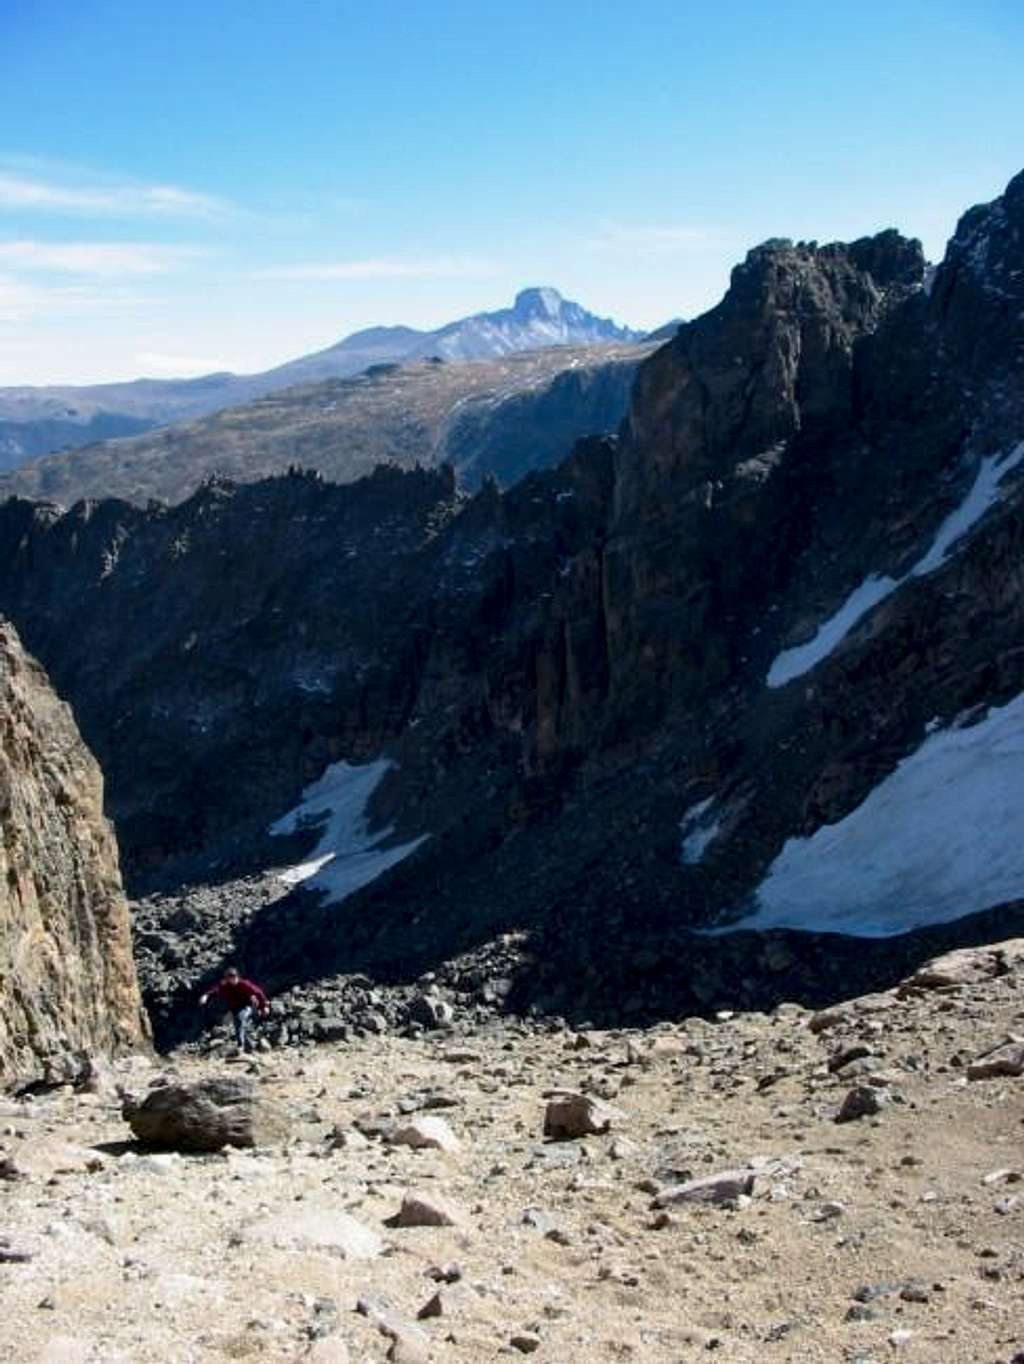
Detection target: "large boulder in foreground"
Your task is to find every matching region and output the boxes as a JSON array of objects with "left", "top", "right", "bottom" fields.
[
  {"left": 123, "top": 1076, "right": 290, "bottom": 1151},
  {"left": 0, "top": 620, "right": 148, "bottom": 1085}
]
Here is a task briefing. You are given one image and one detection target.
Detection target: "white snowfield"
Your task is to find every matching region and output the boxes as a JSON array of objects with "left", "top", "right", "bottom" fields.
[
  {"left": 724, "top": 690, "right": 1024, "bottom": 937},
  {"left": 270, "top": 757, "right": 428, "bottom": 906},
  {"left": 767, "top": 441, "right": 1024, "bottom": 688},
  {"left": 680, "top": 796, "right": 720, "bottom": 864}
]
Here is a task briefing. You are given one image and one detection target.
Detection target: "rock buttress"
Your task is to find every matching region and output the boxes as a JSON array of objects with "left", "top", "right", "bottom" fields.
[{"left": 0, "top": 619, "right": 148, "bottom": 1082}]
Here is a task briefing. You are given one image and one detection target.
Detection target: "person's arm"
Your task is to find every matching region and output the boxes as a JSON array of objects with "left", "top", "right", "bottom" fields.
[
  {"left": 199, "top": 982, "right": 221, "bottom": 1007},
  {"left": 248, "top": 981, "right": 269, "bottom": 1012}
]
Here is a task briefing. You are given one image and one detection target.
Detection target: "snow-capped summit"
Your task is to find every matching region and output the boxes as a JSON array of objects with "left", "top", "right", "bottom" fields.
[{"left": 423, "top": 286, "right": 642, "bottom": 361}]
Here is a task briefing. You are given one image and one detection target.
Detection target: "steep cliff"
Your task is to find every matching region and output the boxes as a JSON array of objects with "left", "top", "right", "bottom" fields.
[{"left": 0, "top": 620, "right": 148, "bottom": 1082}]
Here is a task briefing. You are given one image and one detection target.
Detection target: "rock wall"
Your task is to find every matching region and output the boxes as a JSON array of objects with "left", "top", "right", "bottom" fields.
[{"left": 0, "top": 619, "right": 148, "bottom": 1082}]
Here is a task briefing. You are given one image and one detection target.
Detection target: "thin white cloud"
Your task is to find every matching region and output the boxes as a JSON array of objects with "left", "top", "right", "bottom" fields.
[
  {"left": 0, "top": 240, "right": 205, "bottom": 275},
  {"left": 136, "top": 351, "right": 236, "bottom": 377},
  {"left": 256, "top": 256, "right": 496, "bottom": 282},
  {"left": 0, "top": 271, "right": 153, "bottom": 323},
  {"left": 0, "top": 171, "right": 233, "bottom": 220},
  {"left": 586, "top": 222, "right": 731, "bottom": 253}
]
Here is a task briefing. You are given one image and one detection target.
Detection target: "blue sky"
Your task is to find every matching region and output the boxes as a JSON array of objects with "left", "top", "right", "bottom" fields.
[{"left": 1, "top": 0, "right": 1022, "bottom": 384}]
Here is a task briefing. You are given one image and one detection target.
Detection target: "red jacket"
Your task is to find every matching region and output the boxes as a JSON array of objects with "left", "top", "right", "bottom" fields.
[{"left": 206, "top": 977, "right": 268, "bottom": 1011}]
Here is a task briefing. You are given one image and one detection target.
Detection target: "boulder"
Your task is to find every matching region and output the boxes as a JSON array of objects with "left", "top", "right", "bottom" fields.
[
  {"left": 123, "top": 1076, "right": 290, "bottom": 1152},
  {"left": 652, "top": 1168, "right": 756, "bottom": 1207},
  {"left": 967, "top": 1040, "right": 1024, "bottom": 1080},
  {"left": 407, "top": 992, "right": 455, "bottom": 1029},
  {"left": 389, "top": 1190, "right": 467, "bottom": 1228},
  {"left": 543, "top": 1091, "right": 618, "bottom": 1139},
  {"left": 898, "top": 942, "right": 1024, "bottom": 993}
]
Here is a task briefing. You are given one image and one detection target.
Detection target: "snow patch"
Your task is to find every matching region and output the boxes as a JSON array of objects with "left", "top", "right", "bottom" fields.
[
  {"left": 721, "top": 691, "right": 1024, "bottom": 936},
  {"left": 767, "top": 574, "right": 897, "bottom": 688},
  {"left": 270, "top": 757, "right": 427, "bottom": 905},
  {"left": 680, "top": 796, "right": 720, "bottom": 864},
  {"left": 767, "top": 441, "right": 1024, "bottom": 688}
]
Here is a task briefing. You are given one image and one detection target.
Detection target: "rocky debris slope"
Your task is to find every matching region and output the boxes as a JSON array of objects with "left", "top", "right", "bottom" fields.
[
  {"left": 2, "top": 174, "right": 1024, "bottom": 1026},
  {"left": 0, "top": 946, "right": 1022, "bottom": 1362},
  {"left": 0, "top": 620, "right": 149, "bottom": 1084},
  {"left": 0, "top": 341, "right": 649, "bottom": 508}
]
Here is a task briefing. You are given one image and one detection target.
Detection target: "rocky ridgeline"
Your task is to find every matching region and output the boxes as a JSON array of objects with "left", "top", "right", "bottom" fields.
[
  {"left": 0, "top": 621, "right": 149, "bottom": 1084},
  {"left": 0, "top": 942, "right": 1021, "bottom": 1362}
]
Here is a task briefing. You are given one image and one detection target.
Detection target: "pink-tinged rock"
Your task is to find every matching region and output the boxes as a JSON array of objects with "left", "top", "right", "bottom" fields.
[{"left": 390, "top": 1190, "right": 467, "bottom": 1228}]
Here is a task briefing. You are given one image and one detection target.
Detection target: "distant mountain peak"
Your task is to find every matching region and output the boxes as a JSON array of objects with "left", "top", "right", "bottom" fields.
[{"left": 513, "top": 286, "right": 565, "bottom": 319}]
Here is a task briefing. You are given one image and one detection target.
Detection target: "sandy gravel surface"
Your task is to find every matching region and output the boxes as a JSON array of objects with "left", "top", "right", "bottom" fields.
[{"left": 1, "top": 950, "right": 1022, "bottom": 1363}]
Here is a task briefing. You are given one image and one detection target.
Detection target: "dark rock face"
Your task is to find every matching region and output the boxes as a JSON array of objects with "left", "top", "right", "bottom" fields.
[
  {"left": 1, "top": 172, "right": 1024, "bottom": 1033},
  {"left": 0, "top": 621, "right": 149, "bottom": 1083}
]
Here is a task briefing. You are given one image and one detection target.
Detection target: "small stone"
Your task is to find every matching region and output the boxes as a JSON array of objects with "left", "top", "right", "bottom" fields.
[
  {"left": 981, "top": 1168, "right": 1020, "bottom": 1185},
  {"left": 425, "top": 1262, "right": 462, "bottom": 1284},
  {"left": 510, "top": 1333, "right": 541, "bottom": 1354},
  {"left": 417, "top": 1291, "right": 444, "bottom": 1320},
  {"left": 390, "top": 1190, "right": 467, "bottom": 1228},
  {"left": 809, "top": 1202, "right": 846, "bottom": 1222},
  {"left": 543, "top": 1092, "right": 619, "bottom": 1140},
  {"left": 844, "top": 1304, "right": 877, "bottom": 1322},
  {"left": 828, "top": 1045, "right": 872, "bottom": 1073},
  {"left": 899, "top": 1283, "right": 930, "bottom": 1303},
  {"left": 388, "top": 1115, "right": 461, "bottom": 1153},
  {"left": 835, "top": 1086, "right": 887, "bottom": 1123}
]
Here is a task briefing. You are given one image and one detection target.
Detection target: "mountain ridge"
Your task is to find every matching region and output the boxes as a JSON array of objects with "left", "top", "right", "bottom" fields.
[
  {"left": 0, "top": 287, "right": 643, "bottom": 470},
  {"left": 0, "top": 339, "right": 654, "bottom": 506}
]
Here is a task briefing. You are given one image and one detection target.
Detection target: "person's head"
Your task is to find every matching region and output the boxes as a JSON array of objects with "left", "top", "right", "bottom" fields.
[{"left": 224, "top": 967, "right": 240, "bottom": 983}]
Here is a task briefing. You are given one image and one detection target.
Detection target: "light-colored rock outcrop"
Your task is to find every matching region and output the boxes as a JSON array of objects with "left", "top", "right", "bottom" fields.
[{"left": 0, "top": 620, "right": 148, "bottom": 1083}]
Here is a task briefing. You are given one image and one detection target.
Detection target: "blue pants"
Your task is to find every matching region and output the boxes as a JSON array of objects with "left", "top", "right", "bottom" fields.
[{"left": 232, "top": 1006, "right": 254, "bottom": 1051}]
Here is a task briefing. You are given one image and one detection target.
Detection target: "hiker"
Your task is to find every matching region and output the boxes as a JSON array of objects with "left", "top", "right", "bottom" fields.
[{"left": 199, "top": 967, "right": 269, "bottom": 1052}]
